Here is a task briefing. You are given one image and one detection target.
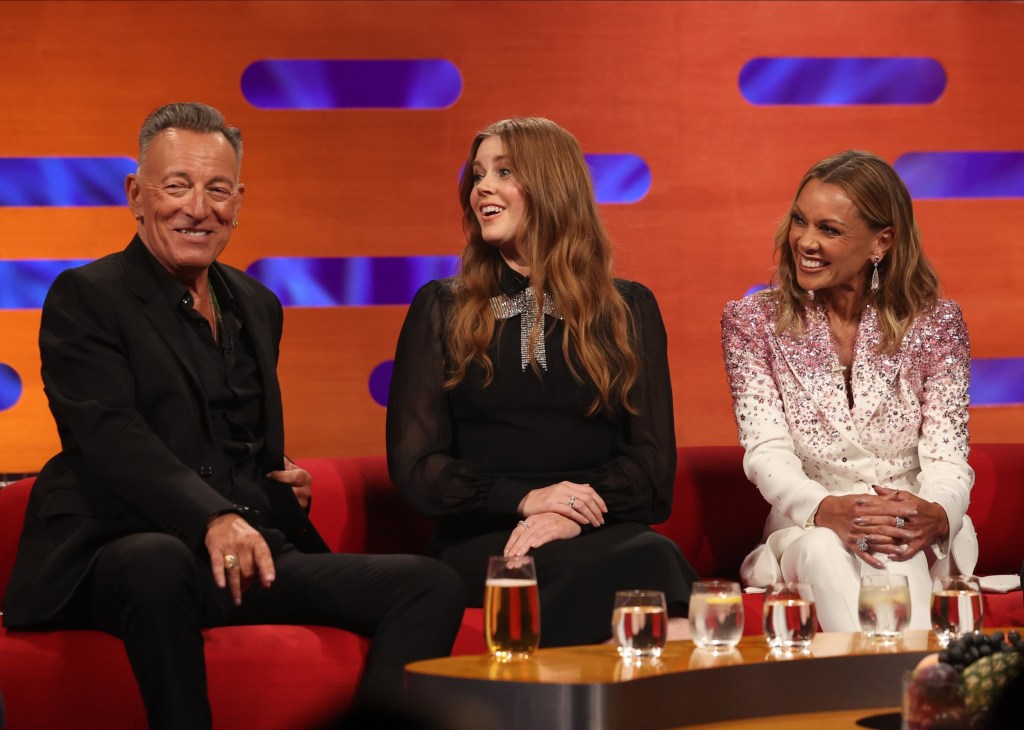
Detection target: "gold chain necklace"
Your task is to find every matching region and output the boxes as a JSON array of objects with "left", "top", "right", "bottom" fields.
[{"left": 206, "top": 278, "right": 222, "bottom": 344}]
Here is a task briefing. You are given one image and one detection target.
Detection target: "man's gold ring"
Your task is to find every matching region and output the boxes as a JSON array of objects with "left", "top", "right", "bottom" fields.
[{"left": 224, "top": 554, "right": 239, "bottom": 571}]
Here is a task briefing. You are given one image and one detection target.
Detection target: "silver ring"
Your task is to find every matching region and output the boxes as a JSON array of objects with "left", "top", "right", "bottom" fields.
[
  {"left": 895, "top": 516, "right": 905, "bottom": 529},
  {"left": 856, "top": 537, "right": 869, "bottom": 552},
  {"left": 568, "top": 495, "right": 577, "bottom": 508},
  {"left": 518, "top": 520, "right": 530, "bottom": 530},
  {"left": 224, "top": 554, "right": 239, "bottom": 571}
]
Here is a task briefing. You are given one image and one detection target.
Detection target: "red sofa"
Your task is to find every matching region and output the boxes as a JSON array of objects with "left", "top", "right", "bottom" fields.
[{"left": 1, "top": 445, "right": 1021, "bottom": 729}]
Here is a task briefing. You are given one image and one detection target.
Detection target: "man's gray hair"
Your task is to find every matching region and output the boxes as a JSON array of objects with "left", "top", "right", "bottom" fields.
[{"left": 138, "top": 102, "right": 243, "bottom": 164}]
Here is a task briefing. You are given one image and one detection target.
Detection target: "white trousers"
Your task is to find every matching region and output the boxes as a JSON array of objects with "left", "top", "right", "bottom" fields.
[{"left": 779, "top": 527, "right": 933, "bottom": 632}]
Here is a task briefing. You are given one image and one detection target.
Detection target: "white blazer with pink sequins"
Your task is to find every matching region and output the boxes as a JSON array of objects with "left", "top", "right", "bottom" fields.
[{"left": 721, "top": 291, "right": 978, "bottom": 586}]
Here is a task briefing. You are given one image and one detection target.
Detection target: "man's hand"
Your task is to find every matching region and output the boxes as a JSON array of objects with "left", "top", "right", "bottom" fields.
[
  {"left": 205, "top": 513, "right": 275, "bottom": 606},
  {"left": 267, "top": 456, "right": 311, "bottom": 509}
]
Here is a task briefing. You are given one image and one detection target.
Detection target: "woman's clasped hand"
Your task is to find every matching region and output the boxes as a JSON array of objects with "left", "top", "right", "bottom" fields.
[
  {"left": 504, "top": 482, "right": 608, "bottom": 556},
  {"left": 817, "top": 487, "right": 952, "bottom": 569}
]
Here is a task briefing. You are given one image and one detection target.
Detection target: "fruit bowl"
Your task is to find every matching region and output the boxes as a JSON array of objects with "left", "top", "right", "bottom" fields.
[{"left": 904, "top": 631, "right": 1023, "bottom": 729}]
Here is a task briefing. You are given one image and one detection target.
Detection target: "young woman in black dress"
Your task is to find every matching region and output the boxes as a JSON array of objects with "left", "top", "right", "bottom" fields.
[{"left": 386, "top": 117, "right": 696, "bottom": 646}]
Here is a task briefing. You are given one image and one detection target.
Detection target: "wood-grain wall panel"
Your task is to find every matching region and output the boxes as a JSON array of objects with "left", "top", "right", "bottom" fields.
[{"left": 1, "top": 1, "right": 1020, "bottom": 470}]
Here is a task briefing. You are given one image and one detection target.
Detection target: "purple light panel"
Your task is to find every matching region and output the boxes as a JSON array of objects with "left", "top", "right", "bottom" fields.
[
  {"left": 247, "top": 255, "right": 459, "bottom": 307},
  {"left": 895, "top": 152, "right": 1024, "bottom": 199},
  {"left": 0, "top": 363, "right": 21, "bottom": 411},
  {"left": 242, "top": 59, "right": 462, "bottom": 110},
  {"left": 739, "top": 57, "right": 946, "bottom": 105},
  {"left": 969, "top": 358, "right": 1024, "bottom": 407},
  {"left": 0, "top": 157, "right": 135, "bottom": 206},
  {"left": 586, "top": 154, "right": 651, "bottom": 204},
  {"left": 0, "top": 260, "right": 92, "bottom": 310},
  {"left": 369, "top": 361, "right": 394, "bottom": 407}
]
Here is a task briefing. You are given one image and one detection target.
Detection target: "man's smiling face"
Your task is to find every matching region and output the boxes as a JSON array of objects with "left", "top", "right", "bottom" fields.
[{"left": 126, "top": 128, "right": 245, "bottom": 284}]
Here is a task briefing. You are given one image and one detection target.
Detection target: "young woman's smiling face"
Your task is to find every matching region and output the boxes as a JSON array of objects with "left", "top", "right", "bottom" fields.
[
  {"left": 789, "top": 178, "right": 891, "bottom": 296},
  {"left": 469, "top": 135, "right": 527, "bottom": 262}
]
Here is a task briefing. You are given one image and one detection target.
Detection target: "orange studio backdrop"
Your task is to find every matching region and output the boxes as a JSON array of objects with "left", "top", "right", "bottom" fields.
[{"left": 1, "top": 1, "right": 1022, "bottom": 473}]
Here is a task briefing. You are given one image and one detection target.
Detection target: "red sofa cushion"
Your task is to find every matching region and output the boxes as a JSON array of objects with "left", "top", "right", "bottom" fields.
[
  {"left": 0, "top": 479, "right": 369, "bottom": 729},
  {"left": 0, "top": 625, "right": 365, "bottom": 730}
]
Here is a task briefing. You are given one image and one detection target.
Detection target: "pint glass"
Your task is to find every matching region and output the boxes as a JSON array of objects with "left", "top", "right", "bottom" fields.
[{"left": 485, "top": 555, "right": 540, "bottom": 661}]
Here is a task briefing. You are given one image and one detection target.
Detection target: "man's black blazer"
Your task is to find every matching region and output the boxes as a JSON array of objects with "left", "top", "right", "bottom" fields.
[{"left": 3, "top": 237, "right": 327, "bottom": 628}]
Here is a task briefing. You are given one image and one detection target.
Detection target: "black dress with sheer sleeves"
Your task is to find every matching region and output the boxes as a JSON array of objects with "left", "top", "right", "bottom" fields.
[{"left": 386, "top": 261, "right": 697, "bottom": 647}]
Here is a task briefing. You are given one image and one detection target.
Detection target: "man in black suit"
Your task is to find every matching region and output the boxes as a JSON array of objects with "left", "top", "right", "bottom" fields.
[{"left": 2, "top": 102, "right": 465, "bottom": 730}]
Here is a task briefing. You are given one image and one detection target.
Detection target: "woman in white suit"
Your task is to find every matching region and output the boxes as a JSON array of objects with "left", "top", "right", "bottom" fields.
[{"left": 721, "top": 150, "right": 976, "bottom": 632}]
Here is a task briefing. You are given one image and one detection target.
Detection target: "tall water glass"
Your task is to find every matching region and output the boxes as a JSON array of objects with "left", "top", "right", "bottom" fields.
[
  {"left": 484, "top": 556, "right": 540, "bottom": 661},
  {"left": 859, "top": 573, "right": 911, "bottom": 642},
  {"left": 688, "top": 580, "right": 744, "bottom": 650},
  {"left": 763, "top": 581, "right": 817, "bottom": 651},
  {"left": 612, "top": 589, "right": 667, "bottom": 662},
  {"left": 930, "top": 575, "right": 983, "bottom": 647}
]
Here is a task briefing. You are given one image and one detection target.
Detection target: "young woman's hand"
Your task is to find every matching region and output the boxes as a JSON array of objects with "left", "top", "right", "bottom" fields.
[
  {"left": 518, "top": 481, "right": 607, "bottom": 527},
  {"left": 503, "top": 512, "right": 583, "bottom": 557}
]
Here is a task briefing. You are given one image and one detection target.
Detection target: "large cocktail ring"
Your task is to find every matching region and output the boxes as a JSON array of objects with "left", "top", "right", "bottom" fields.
[
  {"left": 895, "top": 516, "right": 906, "bottom": 529},
  {"left": 857, "top": 537, "right": 870, "bottom": 552}
]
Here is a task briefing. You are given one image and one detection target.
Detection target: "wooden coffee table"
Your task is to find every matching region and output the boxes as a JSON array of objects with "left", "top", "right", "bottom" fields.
[{"left": 405, "top": 630, "right": 941, "bottom": 729}]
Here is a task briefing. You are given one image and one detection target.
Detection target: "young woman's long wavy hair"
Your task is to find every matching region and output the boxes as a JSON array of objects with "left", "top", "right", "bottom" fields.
[
  {"left": 445, "top": 117, "right": 640, "bottom": 415},
  {"left": 772, "top": 150, "right": 940, "bottom": 352}
]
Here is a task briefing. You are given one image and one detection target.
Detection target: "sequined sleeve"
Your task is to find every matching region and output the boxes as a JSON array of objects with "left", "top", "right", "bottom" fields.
[
  {"left": 721, "top": 295, "right": 831, "bottom": 526},
  {"left": 914, "top": 300, "right": 973, "bottom": 542}
]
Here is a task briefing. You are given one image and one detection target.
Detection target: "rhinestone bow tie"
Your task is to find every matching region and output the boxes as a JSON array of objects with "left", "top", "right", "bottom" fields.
[{"left": 489, "top": 287, "right": 563, "bottom": 371}]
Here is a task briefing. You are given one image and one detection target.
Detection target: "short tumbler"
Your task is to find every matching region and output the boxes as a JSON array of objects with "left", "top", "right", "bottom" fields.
[
  {"left": 612, "top": 589, "right": 667, "bottom": 661},
  {"left": 762, "top": 581, "right": 817, "bottom": 651},
  {"left": 930, "top": 575, "right": 983, "bottom": 647},
  {"left": 858, "top": 573, "right": 911, "bottom": 642},
  {"left": 688, "top": 580, "right": 744, "bottom": 650}
]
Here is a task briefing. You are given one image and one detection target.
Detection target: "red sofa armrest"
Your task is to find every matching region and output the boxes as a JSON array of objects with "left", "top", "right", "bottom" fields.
[
  {"left": 301, "top": 456, "right": 434, "bottom": 555},
  {"left": 0, "top": 478, "right": 33, "bottom": 608},
  {"left": 654, "top": 445, "right": 768, "bottom": 580},
  {"left": 966, "top": 443, "right": 1024, "bottom": 576}
]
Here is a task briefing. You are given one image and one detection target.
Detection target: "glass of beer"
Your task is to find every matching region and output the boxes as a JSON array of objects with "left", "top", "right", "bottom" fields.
[
  {"left": 930, "top": 575, "right": 983, "bottom": 647},
  {"left": 484, "top": 555, "right": 540, "bottom": 661},
  {"left": 688, "top": 580, "right": 744, "bottom": 650},
  {"left": 858, "top": 573, "right": 911, "bottom": 642},
  {"left": 763, "top": 581, "right": 817, "bottom": 651},
  {"left": 612, "top": 589, "right": 667, "bottom": 662}
]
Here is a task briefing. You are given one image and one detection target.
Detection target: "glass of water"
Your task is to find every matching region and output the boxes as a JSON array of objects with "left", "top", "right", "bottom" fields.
[
  {"left": 612, "top": 589, "right": 667, "bottom": 662},
  {"left": 763, "top": 581, "right": 817, "bottom": 651},
  {"left": 688, "top": 580, "right": 744, "bottom": 650},
  {"left": 858, "top": 573, "right": 911, "bottom": 642},
  {"left": 930, "top": 575, "right": 983, "bottom": 647}
]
